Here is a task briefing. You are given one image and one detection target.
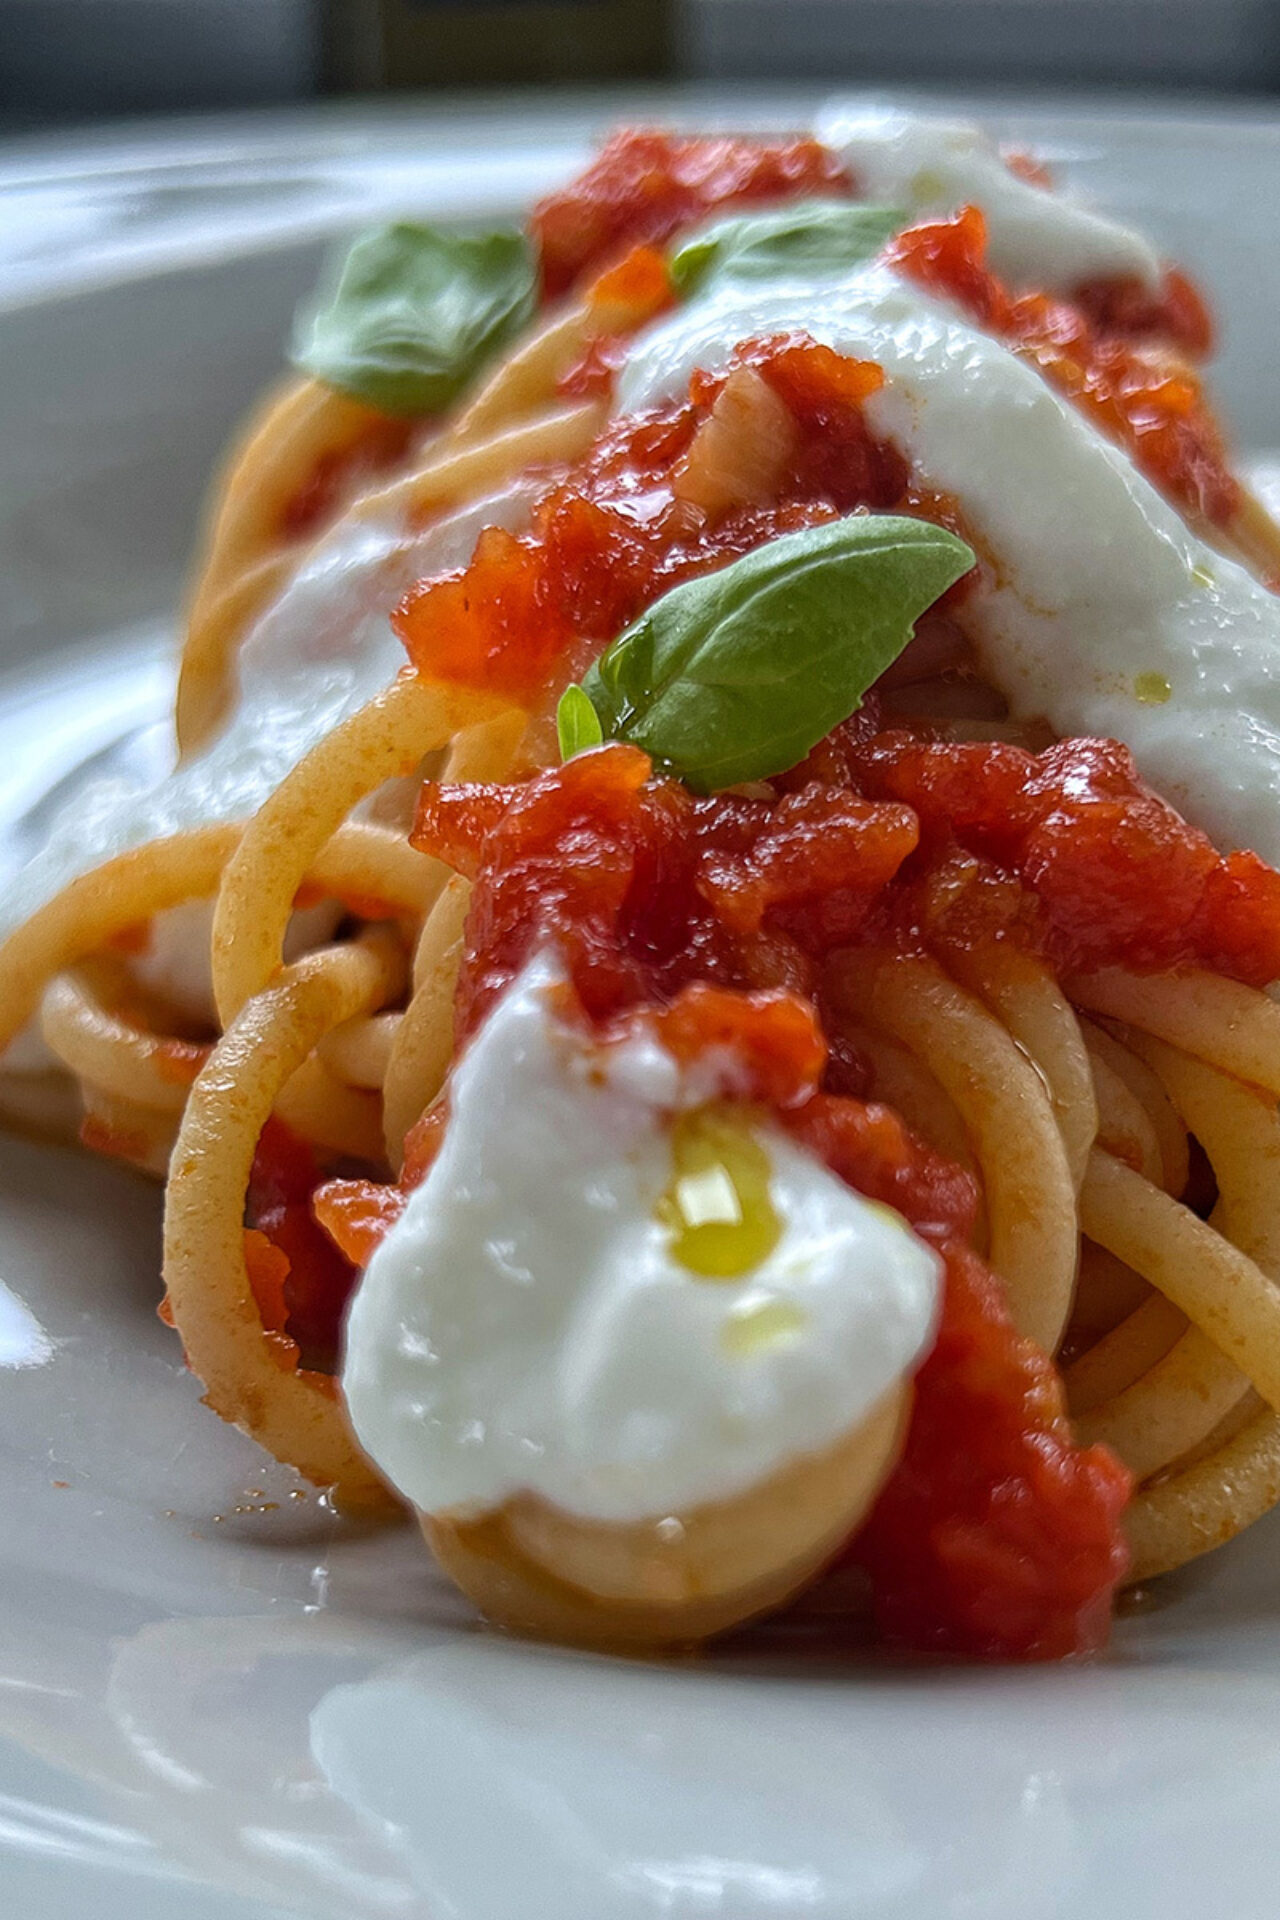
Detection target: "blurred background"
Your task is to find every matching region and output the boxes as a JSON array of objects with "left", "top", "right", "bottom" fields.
[{"left": 2, "top": 0, "right": 1279, "bottom": 126}]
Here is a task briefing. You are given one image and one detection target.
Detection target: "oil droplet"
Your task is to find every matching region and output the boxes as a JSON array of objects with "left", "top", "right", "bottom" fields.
[
  {"left": 1190, "top": 561, "right": 1215, "bottom": 588},
  {"left": 722, "top": 1297, "right": 808, "bottom": 1357},
  {"left": 657, "top": 1105, "right": 781, "bottom": 1279},
  {"left": 1134, "top": 671, "right": 1172, "bottom": 706},
  {"left": 910, "top": 168, "right": 946, "bottom": 202},
  {"left": 655, "top": 1516, "right": 684, "bottom": 1544},
  {"left": 288, "top": 1488, "right": 308, "bottom": 1502}
]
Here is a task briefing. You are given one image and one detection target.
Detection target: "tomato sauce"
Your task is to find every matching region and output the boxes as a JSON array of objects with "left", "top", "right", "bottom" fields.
[
  {"left": 850, "top": 1238, "right": 1131, "bottom": 1659},
  {"left": 244, "top": 1119, "right": 360, "bottom": 1376},
  {"left": 283, "top": 129, "right": 1216, "bottom": 556},
  {"left": 393, "top": 334, "right": 964, "bottom": 713},
  {"left": 278, "top": 415, "right": 417, "bottom": 545},
  {"left": 815, "top": 718, "right": 1280, "bottom": 988},
  {"left": 398, "top": 715, "right": 1280, "bottom": 1653},
  {"left": 1075, "top": 266, "right": 1214, "bottom": 360},
  {"left": 996, "top": 146, "right": 1212, "bottom": 355},
  {"left": 531, "top": 129, "right": 851, "bottom": 299},
  {"left": 397, "top": 743, "right": 1140, "bottom": 1655},
  {"left": 889, "top": 207, "right": 1236, "bottom": 526},
  {"left": 412, "top": 717, "right": 1280, "bottom": 1032}
]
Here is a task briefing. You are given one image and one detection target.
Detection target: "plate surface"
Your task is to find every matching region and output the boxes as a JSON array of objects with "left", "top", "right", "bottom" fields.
[{"left": 3, "top": 91, "right": 1280, "bottom": 1920}]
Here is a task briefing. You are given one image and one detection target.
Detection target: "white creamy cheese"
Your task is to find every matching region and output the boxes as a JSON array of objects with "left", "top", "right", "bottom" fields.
[
  {"left": 0, "top": 479, "right": 541, "bottom": 1061},
  {"left": 342, "top": 953, "right": 940, "bottom": 1525},
  {"left": 128, "top": 896, "right": 344, "bottom": 1026},
  {"left": 817, "top": 107, "right": 1160, "bottom": 293},
  {"left": 619, "top": 259, "right": 1280, "bottom": 868}
]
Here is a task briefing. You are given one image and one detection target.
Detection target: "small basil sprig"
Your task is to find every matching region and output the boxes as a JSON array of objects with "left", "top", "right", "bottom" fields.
[
  {"left": 292, "top": 223, "right": 536, "bottom": 415},
  {"left": 556, "top": 683, "right": 604, "bottom": 760},
  {"left": 563, "top": 515, "right": 973, "bottom": 792},
  {"left": 669, "top": 200, "right": 903, "bottom": 299}
]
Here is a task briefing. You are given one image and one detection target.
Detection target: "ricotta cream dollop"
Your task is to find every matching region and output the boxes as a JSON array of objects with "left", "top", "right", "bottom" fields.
[
  {"left": 619, "top": 258, "right": 1280, "bottom": 868},
  {"left": 817, "top": 107, "right": 1161, "bottom": 293},
  {"left": 342, "top": 953, "right": 941, "bottom": 1525}
]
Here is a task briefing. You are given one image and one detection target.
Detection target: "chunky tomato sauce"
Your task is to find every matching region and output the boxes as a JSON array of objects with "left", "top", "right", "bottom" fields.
[
  {"left": 812, "top": 717, "right": 1280, "bottom": 987},
  {"left": 394, "top": 334, "right": 964, "bottom": 718},
  {"left": 1074, "top": 266, "right": 1213, "bottom": 360},
  {"left": 851, "top": 1237, "right": 1131, "bottom": 1659},
  {"left": 389, "top": 743, "right": 1136, "bottom": 1656},
  {"left": 531, "top": 127, "right": 1209, "bottom": 359},
  {"left": 889, "top": 207, "right": 1235, "bottom": 526},
  {"left": 244, "top": 1119, "right": 359, "bottom": 1377},
  {"left": 413, "top": 718, "right": 1280, "bottom": 1023},
  {"left": 997, "top": 143, "right": 1212, "bottom": 355},
  {"left": 282, "top": 131, "right": 1218, "bottom": 565},
  {"left": 531, "top": 129, "right": 851, "bottom": 299}
]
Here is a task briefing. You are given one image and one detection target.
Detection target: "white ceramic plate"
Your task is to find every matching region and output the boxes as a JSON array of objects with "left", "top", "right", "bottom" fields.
[{"left": 4, "top": 92, "right": 1280, "bottom": 1920}]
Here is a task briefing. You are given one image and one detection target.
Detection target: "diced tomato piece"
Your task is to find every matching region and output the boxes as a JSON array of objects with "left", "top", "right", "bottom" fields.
[
  {"left": 246, "top": 1119, "right": 359, "bottom": 1373},
  {"left": 890, "top": 209, "right": 1235, "bottom": 526},
  {"left": 532, "top": 129, "right": 850, "bottom": 298}
]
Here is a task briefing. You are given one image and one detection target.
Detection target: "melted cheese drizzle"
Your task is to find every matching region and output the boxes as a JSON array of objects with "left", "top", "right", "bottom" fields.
[
  {"left": 0, "top": 479, "right": 541, "bottom": 954},
  {"left": 0, "top": 480, "right": 541, "bottom": 1067},
  {"left": 817, "top": 106, "right": 1160, "bottom": 292},
  {"left": 619, "top": 257, "right": 1280, "bottom": 867}
]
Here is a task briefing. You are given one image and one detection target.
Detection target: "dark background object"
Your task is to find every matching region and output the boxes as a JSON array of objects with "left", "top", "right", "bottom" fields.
[
  {"left": 322, "top": 0, "right": 674, "bottom": 91},
  {"left": 0, "top": 1, "right": 318, "bottom": 120},
  {"left": 1, "top": 0, "right": 1278, "bottom": 127},
  {"left": 683, "top": 0, "right": 1280, "bottom": 93}
]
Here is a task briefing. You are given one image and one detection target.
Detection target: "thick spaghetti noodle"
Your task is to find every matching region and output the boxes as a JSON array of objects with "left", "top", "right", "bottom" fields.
[{"left": 6, "top": 116, "right": 1280, "bottom": 1660}]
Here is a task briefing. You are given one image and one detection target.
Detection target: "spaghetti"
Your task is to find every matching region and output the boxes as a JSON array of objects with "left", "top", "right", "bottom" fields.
[{"left": 6, "top": 116, "right": 1280, "bottom": 1660}]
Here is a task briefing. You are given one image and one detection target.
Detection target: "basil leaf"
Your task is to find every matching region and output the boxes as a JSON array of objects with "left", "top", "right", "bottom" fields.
[
  {"left": 292, "top": 223, "right": 536, "bottom": 416},
  {"left": 669, "top": 200, "right": 903, "bottom": 298},
  {"left": 579, "top": 515, "right": 973, "bottom": 792},
  {"left": 556, "top": 683, "right": 604, "bottom": 761}
]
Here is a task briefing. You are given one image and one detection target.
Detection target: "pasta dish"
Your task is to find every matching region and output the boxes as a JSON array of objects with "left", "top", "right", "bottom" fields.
[{"left": 5, "top": 111, "right": 1280, "bottom": 1659}]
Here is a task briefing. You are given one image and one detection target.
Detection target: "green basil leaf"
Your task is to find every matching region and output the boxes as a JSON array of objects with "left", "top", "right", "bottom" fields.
[
  {"left": 579, "top": 515, "right": 974, "bottom": 792},
  {"left": 669, "top": 200, "right": 904, "bottom": 299},
  {"left": 292, "top": 223, "right": 537, "bottom": 416},
  {"left": 556, "top": 683, "right": 605, "bottom": 761}
]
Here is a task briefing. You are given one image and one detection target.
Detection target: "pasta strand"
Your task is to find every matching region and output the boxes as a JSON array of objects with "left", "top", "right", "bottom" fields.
[
  {"left": 827, "top": 948, "right": 1078, "bottom": 1352},
  {"left": 940, "top": 939, "right": 1096, "bottom": 1192},
  {"left": 164, "top": 931, "right": 405, "bottom": 1509},
  {"left": 211, "top": 674, "right": 508, "bottom": 1024},
  {"left": 1070, "top": 968, "right": 1280, "bottom": 1096},
  {"left": 1079, "top": 1149, "right": 1280, "bottom": 1413}
]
